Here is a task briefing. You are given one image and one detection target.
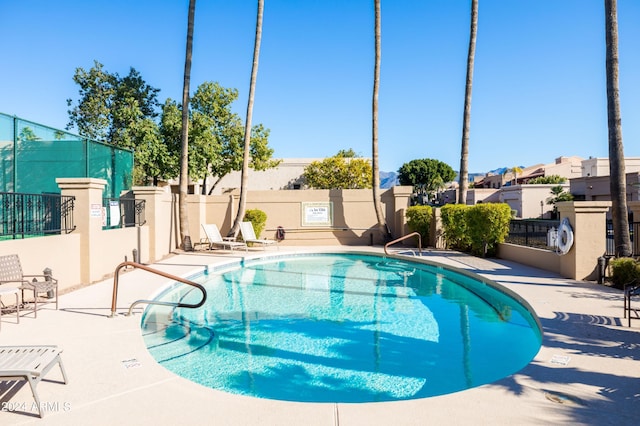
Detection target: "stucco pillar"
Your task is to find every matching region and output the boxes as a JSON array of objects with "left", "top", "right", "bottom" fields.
[
  {"left": 57, "top": 178, "right": 106, "bottom": 284},
  {"left": 430, "top": 208, "right": 445, "bottom": 249},
  {"left": 556, "top": 201, "right": 611, "bottom": 280},
  {"left": 133, "top": 186, "right": 171, "bottom": 262},
  {"left": 390, "top": 186, "right": 412, "bottom": 239}
]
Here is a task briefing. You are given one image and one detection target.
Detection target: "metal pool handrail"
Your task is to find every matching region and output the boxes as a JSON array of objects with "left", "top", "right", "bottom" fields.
[
  {"left": 109, "top": 261, "right": 207, "bottom": 317},
  {"left": 384, "top": 232, "right": 422, "bottom": 256}
]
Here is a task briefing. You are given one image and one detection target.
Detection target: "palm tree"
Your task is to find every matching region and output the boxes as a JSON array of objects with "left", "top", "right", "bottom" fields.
[
  {"left": 605, "top": 0, "right": 631, "bottom": 257},
  {"left": 229, "top": 0, "right": 264, "bottom": 237},
  {"left": 458, "top": 0, "right": 478, "bottom": 205},
  {"left": 504, "top": 166, "right": 522, "bottom": 186},
  {"left": 371, "top": 0, "right": 389, "bottom": 242},
  {"left": 178, "top": 0, "right": 196, "bottom": 251}
]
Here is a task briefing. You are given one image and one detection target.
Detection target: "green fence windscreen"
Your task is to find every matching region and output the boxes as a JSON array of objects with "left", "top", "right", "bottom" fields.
[{"left": 0, "top": 113, "right": 133, "bottom": 197}]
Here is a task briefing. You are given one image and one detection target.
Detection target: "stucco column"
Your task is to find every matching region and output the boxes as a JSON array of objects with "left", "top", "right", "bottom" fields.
[
  {"left": 57, "top": 178, "right": 106, "bottom": 284},
  {"left": 390, "top": 186, "right": 412, "bottom": 239},
  {"left": 133, "top": 186, "right": 170, "bottom": 262},
  {"left": 556, "top": 201, "right": 611, "bottom": 280}
]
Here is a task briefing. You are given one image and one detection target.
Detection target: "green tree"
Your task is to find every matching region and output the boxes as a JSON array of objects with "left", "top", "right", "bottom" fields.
[
  {"left": 66, "top": 60, "right": 171, "bottom": 185},
  {"left": 178, "top": 0, "right": 196, "bottom": 250},
  {"left": 66, "top": 60, "right": 160, "bottom": 147},
  {"left": 605, "top": 0, "right": 631, "bottom": 257},
  {"left": 230, "top": 0, "right": 265, "bottom": 237},
  {"left": 303, "top": 151, "right": 372, "bottom": 189},
  {"left": 526, "top": 175, "right": 566, "bottom": 184},
  {"left": 398, "top": 158, "right": 456, "bottom": 203},
  {"left": 458, "top": 0, "right": 478, "bottom": 205},
  {"left": 159, "top": 83, "right": 278, "bottom": 194}
]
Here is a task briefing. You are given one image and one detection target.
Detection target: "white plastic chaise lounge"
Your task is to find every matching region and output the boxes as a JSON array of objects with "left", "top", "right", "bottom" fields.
[
  {"left": 0, "top": 345, "right": 68, "bottom": 418},
  {"left": 239, "top": 222, "right": 278, "bottom": 250},
  {"left": 201, "top": 224, "right": 248, "bottom": 252}
]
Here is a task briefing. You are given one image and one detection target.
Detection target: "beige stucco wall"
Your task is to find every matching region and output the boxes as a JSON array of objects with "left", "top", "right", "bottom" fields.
[
  {"left": 497, "top": 243, "right": 561, "bottom": 274},
  {"left": 190, "top": 186, "right": 412, "bottom": 246},
  {"left": 499, "top": 184, "right": 569, "bottom": 219},
  {"left": 0, "top": 234, "right": 82, "bottom": 293}
]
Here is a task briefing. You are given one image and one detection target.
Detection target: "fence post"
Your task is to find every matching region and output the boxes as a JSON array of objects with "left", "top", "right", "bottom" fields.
[
  {"left": 556, "top": 201, "right": 611, "bottom": 280},
  {"left": 56, "top": 178, "right": 107, "bottom": 284}
]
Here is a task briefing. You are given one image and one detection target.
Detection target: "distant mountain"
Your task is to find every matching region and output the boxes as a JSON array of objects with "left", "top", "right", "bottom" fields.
[{"left": 380, "top": 171, "right": 399, "bottom": 188}]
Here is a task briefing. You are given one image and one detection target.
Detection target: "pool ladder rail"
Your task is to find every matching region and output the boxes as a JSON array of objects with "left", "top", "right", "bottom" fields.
[
  {"left": 109, "top": 261, "right": 207, "bottom": 318},
  {"left": 384, "top": 232, "right": 422, "bottom": 257}
]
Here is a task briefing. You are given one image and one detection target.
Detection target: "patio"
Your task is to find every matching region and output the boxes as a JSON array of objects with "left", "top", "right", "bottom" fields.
[{"left": 1, "top": 247, "right": 638, "bottom": 425}]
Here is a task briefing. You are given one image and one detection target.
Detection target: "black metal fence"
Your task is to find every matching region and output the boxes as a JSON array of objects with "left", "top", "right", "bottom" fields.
[
  {"left": 102, "top": 198, "right": 146, "bottom": 229},
  {"left": 505, "top": 219, "right": 560, "bottom": 250},
  {"left": 605, "top": 220, "right": 640, "bottom": 256},
  {"left": 0, "top": 192, "right": 76, "bottom": 239}
]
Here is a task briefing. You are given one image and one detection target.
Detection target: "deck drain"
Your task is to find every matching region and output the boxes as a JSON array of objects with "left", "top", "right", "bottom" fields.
[
  {"left": 544, "top": 390, "right": 585, "bottom": 406},
  {"left": 549, "top": 355, "right": 571, "bottom": 365}
]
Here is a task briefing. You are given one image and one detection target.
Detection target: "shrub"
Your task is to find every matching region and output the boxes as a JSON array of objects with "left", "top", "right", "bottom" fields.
[
  {"left": 440, "top": 204, "right": 471, "bottom": 251},
  {"left": 405, "top": 205, "right": 432, "bottom": 246},
  {"left": 243, "top": 209, "right": 267, "bottom": 238},
  {"left": 465, "top": 203, "right": 512, "bottom": 257},
  {"left": 609, "top": 257, "right": 640, "bottom": 289}
]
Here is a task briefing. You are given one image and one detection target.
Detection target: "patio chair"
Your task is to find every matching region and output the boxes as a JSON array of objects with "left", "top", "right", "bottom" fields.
[
  {"left": 239, "top": 222, "right": 278, "bottom": 250},
  {"left": 623, "top": 280, "right": 640, "bottom": 327},
  {"left": 0, "top": 254, "right": 58, "bottom": 319},
  {"left": 200, "top": 224, "right": 248, "bottom": 252},
  {"left": 0, "top": 345, "right": 68, "bottom": 418},
  {"left": 0, "top": 285, "right": 20, "bottom": 331}
]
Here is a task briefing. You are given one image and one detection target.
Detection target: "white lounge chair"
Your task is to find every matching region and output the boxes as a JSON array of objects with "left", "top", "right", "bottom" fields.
[
  {"left": 239, "top": 222, "right": 278, "bottom": 250},
  {"left": 0, "top": 345, "right": 68, "bottom": 418},
  {"left": 200, "top": 224, "right": 247, "bottom": 252}
]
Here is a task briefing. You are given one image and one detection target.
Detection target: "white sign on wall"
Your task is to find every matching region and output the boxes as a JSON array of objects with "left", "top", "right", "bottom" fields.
[{"left": 301, "top": 202, "right": 333, "bottom": 227}]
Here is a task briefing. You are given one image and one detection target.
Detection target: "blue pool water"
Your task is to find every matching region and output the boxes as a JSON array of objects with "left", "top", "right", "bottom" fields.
[{"left": 141, "top": 253, "right": 542, "bottom": 403}]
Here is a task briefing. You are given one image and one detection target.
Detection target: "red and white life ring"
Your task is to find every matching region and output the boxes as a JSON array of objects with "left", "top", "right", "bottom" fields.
[{"left": 557, "top": 218, "right": 574, "bottom": 255}]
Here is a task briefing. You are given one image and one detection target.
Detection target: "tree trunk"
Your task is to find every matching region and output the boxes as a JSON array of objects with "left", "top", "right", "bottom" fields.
[
  {"left": 230, "top": 0, "right": 264, "bottom": 237},
  {"left": 372, "top": 0, "right": 389, "bottom": 243},
  {"left": 458, "top": 0, "right": 478, "bottom": 205},
  {"left": 178, "top": 0, "right": 196, "bottom": 251},
  {"left": 605, "top": 0, "right": 632, "bottom": 257}
]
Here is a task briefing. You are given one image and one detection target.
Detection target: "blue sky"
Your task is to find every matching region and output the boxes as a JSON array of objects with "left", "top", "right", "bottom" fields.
[{"left": 1, "top": 0, "right": 639, "bottom": 174}]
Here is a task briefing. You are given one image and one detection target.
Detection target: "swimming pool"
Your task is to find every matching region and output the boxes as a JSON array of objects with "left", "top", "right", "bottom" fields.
[{"left": 141, "top": 252, "right": 542, "bottom": 403}]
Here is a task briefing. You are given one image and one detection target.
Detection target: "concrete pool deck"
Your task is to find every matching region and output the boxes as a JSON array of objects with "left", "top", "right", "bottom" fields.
[{"left": 1, "top": 246, "right": 638, "bottom": 425}]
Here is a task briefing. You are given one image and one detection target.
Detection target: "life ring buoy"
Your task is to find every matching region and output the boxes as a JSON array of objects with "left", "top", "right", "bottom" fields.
[{"left": 557, "top": 218, "right": 574, "bottom": 255}]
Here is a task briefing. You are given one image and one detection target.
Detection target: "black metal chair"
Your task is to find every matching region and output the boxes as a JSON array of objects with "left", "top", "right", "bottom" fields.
[{"left": 623, "top": 280, "right": 640, "bottom": 327}]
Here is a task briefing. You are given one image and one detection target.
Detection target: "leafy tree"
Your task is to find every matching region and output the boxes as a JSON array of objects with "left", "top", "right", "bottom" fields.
[
  {"left": 303, "top": 151, "right": 372, "bottom": 189},
  {"left": 398, "top": 158, "right": 456, "bottom": 203},
  {"left": 605, "top": 0, "right": 631, "bottom": 256},
  {"left": 526, "top": 175, "right": 566, "bottom": 184},
  {"left": 231, "top": 0, "right": 265, "bottom": 238},
  {"left": 66, "top": 60, "right": 172, "bottom": 185},
  {"left": 66, "top": 60, "right": 160, "bottom": 147},
  {"left": 159, "top": 82, "right": 279, "bottom": 194},
  {"left": 458, "top": 0, "right": 478, "bottom": 205}
]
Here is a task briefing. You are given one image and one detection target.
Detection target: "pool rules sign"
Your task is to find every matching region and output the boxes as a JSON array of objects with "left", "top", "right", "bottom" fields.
[{"left": 302, "top": 202, "right": 333, "bottom": 227}]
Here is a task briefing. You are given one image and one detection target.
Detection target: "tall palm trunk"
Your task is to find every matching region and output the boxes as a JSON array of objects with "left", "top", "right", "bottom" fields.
[
  {"left": 372, "top": 0, "right": 388, "bottom": 242},
  {"left": 605, "top": 0, "right": 631, "bottom": 257},
  {"left": 458, "top": 0, "right": 478, "bottom": 205},
  {"left": 230, "top": 0, "right": 264, "bottom": 237},
  {"left": 178, "top": 0, "right": 196, "bottom": 251}
]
